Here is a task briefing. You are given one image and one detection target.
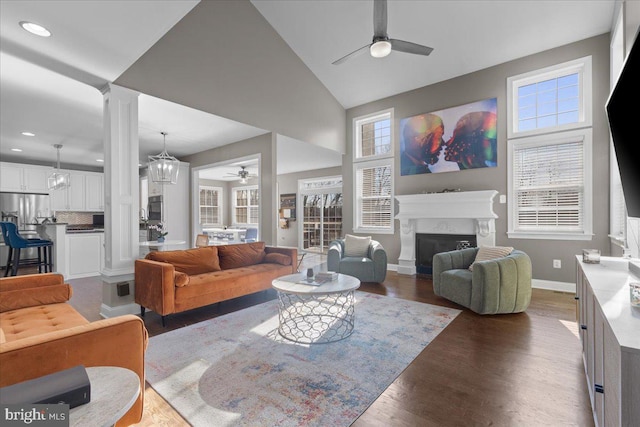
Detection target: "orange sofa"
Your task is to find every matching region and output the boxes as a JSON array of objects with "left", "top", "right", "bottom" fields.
[
  {"left": 135, "top": 242, "right": 297, "bottom": 326},
  {"left": 0, "top": 273, "right": 148, "bottom": 427}
]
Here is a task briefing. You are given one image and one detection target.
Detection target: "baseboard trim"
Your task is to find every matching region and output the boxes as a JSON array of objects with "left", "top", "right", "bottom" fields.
[
  {"left": 532, "top": 279, "right": 575, "bottom": 293},
  {"left": 387, "top": 264, "right": 399, "bottom": 272},
  {"left": 100, "top": 302, "right": 140, "bottom": 319}
]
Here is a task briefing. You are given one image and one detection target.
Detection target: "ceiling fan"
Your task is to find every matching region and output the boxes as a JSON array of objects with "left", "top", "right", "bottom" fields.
[
  {"left": 332, "top": 0, "right": 434, "bottom": 65},
  {"left": 225, "top": 166, "right": 257, "bottom": 183}
]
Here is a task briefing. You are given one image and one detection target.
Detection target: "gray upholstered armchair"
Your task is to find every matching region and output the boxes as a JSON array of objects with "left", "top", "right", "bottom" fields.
[
  {"left": 327, "top": 238, "right": 387, "bottom": 283},
  {"left": 432, "top": 247, "right": 532, "bottom": 314}
]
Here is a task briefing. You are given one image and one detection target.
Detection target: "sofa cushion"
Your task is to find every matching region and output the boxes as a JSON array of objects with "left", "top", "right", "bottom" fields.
[
  {"left": 0, "top": 303, "right": 89, "bottom": 342},
  {"left": 146, "top": 246, "right": 220, "bottom": 275},
  {"left": 344, "top": 234, "right": 371, "bottom": 257},
  {"left": 0, "top": 284, "right": 72, "bottom": 313},
  {"left": 263, "top": 252, "right": 292, "bottom": 266},
  {"left": 217, "top": 242, "right": 266, "bottom": 270},
  {"left": 469, "top": 246, "right": 514, "bottom": 271},
  {"left": 0, "top": 328, "right": 5, "bottom": 344}
]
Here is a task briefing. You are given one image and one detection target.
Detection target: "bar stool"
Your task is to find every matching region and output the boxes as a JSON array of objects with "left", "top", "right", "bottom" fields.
[{"left": 0, "top": 222, "right": 53, "bottom": 276}]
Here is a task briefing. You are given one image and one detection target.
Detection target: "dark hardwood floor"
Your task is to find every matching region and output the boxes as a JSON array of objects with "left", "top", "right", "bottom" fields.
[{"left": 15, "top": 258, "right": 593, "bottom": 426}]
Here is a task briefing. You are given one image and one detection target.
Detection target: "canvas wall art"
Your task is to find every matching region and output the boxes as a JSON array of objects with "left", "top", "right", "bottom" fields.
[{"left": 400, "top": 98, "right": 497, "bottom": 175}]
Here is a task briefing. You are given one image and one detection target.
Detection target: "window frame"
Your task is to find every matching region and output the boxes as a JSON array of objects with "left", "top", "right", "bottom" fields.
[
  {"left": 353, "top": 108, "right": 394, "bottom": 161},
  {"left": 198, "top": 185, "right": 223, "bottom": 227},
  {"left": 507, "top": 56, "right": 592, "bottom": 139},
  {"left": 232, "top": 185, "right": 259, "bottom": 226},
  {"left": 507, "top": 128, "right": 593, "bottom": 240},
  {"left": 353, "top": 157, "right": 394, "bottom": 234}
]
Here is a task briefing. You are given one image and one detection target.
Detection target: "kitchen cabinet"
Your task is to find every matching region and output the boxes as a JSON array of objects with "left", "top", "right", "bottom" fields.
[
  {"left": 50, "top": 170, "right": 104, "bottom": 212},
  {"left": 576, "top": 256, "right": 640, "bottom": 426},
  {"left": 66, "top": 232, "right": 104, "bottom": 279},
  {"left": 85, "top": 172, "right": 104, "bottom": 211},
  {"left": 0, "top": 162, "right": 52, "bottom": 193}
]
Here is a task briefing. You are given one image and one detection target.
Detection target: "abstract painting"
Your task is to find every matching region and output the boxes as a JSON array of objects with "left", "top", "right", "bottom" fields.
[{"left": 400, "top": 98, "right": 497, "bottom": 175}]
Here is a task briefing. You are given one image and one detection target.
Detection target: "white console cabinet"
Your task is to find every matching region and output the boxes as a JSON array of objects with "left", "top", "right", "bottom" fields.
[{"left": 576, "top": 256, "right": 640, "bottom": 426}]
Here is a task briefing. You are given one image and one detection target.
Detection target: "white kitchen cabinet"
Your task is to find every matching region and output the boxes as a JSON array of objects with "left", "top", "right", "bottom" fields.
[
  {"left": 85, "top": 172, "right": 104, "bottom": 211},
  {"left": 66, "top": 232, "right": 104, "bottom": 279},
  {"left": 0, "top": 162, "right": 52, "bottom": 193},
  {"left": 576, "top": 257, "right": 640, "bottom": 426}
]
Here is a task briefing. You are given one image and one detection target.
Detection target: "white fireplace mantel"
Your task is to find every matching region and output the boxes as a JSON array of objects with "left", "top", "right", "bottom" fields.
[{"left": 395, "top": 190, "right": 499, "bottom": 275}]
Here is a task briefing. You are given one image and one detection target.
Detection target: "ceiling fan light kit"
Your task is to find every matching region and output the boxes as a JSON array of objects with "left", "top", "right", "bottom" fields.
[
  {"left": 332, "top": 0, "right": 433, "bottom": 65},
  {"left": 148, "top": 131, "right": 180, "bottom": 185},
  {"left": 48, "top": 144, "right": 70, "bottom": 190}
]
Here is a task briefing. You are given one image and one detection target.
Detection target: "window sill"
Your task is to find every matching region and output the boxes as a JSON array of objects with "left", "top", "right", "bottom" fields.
[
  {"left": 507, "top": 231, "right": 594, "bottom": 241},
  {"left": 609, "top": 234, "right": 626, "bottom": 248}
]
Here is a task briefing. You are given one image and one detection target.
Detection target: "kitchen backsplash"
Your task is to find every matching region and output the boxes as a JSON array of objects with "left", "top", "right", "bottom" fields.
[{"left": 56, "top": 212, "right": 94, "bottom": 225}]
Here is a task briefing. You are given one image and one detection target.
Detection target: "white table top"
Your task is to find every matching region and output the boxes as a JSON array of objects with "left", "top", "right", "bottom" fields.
[
  {"left": 273, "top": 273, "right": 360, "bottom": 295},
  {"left": 139, "top": 240, "right": 186, "bottom": 247},
  {"left": 69, "top": 366, "right": 140, "bottom": 427},
  {"left": 577, "top": 256, "right": 640, "bottom": 354}
]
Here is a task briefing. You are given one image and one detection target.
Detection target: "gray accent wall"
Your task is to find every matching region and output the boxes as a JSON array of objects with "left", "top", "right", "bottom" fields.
[
  {"left": 344, "top": 34, "right": 611, "bottom": 284},
  {"left": 115, "top": 0, "right": 346, "bottom": 154}
]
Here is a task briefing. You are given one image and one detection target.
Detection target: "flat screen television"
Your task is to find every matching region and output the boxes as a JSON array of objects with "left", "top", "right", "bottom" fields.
[{"left": 606, "top": 29, "right": 640, "bottom": 218}]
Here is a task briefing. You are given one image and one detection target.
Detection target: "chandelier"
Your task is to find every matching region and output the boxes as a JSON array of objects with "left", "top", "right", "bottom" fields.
[
  {"left": 148, "top": 132, "right": 179, "bottom": 184},
  {"left": 48, "top": 144, "right": 70, "bottom": 190}
]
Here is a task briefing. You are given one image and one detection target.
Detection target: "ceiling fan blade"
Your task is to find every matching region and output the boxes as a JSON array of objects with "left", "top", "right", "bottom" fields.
[
  {"left": 390, "top": 39, "right": 434, "bottom": 56},
  {"left": 373, "top": 0, "right": 388, "bottom": 38},
  {"left": 332, "top": 44, "right": 370, "bottom": 65}
]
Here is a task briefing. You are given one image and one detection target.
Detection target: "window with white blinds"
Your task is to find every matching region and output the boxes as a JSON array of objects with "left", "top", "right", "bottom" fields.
[
  {"left": 233, "top": 186, "right": 259, "bottom": 225},
  {"left": 508, "top": 129, "right": 592, "bottom": 240},
  {"left": 354, "top": 160, "right": 393, "bottom": 233},
  {"left": 199, "top": 186, "right": 222, "bottom": 226}
]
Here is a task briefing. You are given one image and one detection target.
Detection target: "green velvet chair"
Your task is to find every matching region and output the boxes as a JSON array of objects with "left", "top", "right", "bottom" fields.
[
  {"left": 327, "top": 238, "right": 387, "bottom": 283},
  {"left": 432, "top": 247, "right": 532, "bottom": 314}
]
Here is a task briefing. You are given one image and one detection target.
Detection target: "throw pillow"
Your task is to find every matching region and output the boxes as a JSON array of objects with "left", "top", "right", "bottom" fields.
[
  {"left": 344, "top": 234, "right": 371, "bottom": 257},
  {"left": 174, "top": 271, "right": 190, "bottom": 287},
  {"left": 147, "top": 246, "right": 221, "bottom": 275},
  {"left": 263, "top": 252, "right": 292, "bottom": 266},
  {"left": 218, "top": 242, "right": 266, "bottom": 270},
  {"left": 469, "top": 246, "right": 514, "bottom": 271}
]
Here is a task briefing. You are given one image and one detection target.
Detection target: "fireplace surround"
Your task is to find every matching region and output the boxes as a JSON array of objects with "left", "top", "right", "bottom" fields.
[{"left": 395, "top": 190, "right": 498, "bottom": 275}]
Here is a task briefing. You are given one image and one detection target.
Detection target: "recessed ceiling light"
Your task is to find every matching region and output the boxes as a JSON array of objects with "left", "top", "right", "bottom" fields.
[
  {"left": 11, "top": 148, "right": 23, "bottom": 152},
  {"left": 96, "top": 159, "right": 104, "bottom": 163},
  {"left": 19, "top": 21, "right": 51, "bottom": 37},
  {"left": 21, "top": 131, "right": 35, "bottom": 137}
]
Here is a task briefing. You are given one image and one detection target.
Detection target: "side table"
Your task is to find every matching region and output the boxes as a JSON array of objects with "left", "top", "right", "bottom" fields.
[{"left": 69, "top": 366, "right": 140, "bottom": 427}]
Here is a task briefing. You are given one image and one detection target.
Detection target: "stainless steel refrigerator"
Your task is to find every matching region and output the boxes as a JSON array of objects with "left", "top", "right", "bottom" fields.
[{"left": 0, "top": 192, "right": 51, "bottom": 268}]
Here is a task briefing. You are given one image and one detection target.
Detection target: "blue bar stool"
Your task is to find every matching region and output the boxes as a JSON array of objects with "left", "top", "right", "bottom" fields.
[{"left": 1, "top": 222, "right": 53, "bottom": 276}]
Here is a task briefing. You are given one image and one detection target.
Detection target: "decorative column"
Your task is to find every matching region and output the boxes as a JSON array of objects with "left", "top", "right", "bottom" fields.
[
  {"left": 397, "top": 219, "right": 417, "bottom": 275},
  {"left": 100, "top": 83, "right": 140, "bottom": 318}
]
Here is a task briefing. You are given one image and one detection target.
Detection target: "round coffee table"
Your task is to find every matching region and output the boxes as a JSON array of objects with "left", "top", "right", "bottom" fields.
[{"left": 272, "top": 273, "right": 360, "bottom": 344}]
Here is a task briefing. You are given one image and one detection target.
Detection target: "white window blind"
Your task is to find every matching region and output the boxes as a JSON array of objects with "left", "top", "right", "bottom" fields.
[
  {"left": 199, "top": 186, "right": 221, "bottom": 225},
  {"left": 356, "top": 163, "right": 392, "bottom": 230},
  {"left": 233, "top": 187, "right": 259, "bottom": 225},
  {"left": 513, "top": 140, "right": 584, "bottom": 232}
]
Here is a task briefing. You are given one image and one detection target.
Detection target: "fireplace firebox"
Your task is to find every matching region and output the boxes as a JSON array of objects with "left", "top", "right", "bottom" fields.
[{"left": 416, "top": 233, "right": 477, "bottom": 275}]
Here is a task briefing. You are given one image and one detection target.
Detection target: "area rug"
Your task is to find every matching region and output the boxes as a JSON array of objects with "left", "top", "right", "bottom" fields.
[{"left": 145, "top": 291, "right": 460, "bottom": 426}]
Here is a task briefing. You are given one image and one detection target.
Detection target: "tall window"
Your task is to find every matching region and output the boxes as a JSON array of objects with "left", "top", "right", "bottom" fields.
[
  {"left": 507, "top": 57, "right": 593, "bottom": 240},
  {"left": 353, "top": 109, "right": 394, "bottom": 234},
  {"left": 199, "top": 186, "right": 222, "bottom": 226},
  {"left": 233, "top": 186, "right": 259, "bottom": 225}
]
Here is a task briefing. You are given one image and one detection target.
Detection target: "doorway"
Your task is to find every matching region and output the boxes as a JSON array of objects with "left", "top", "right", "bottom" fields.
[{"left": 298, "top": 176, "right": 342, "bottom": 254}]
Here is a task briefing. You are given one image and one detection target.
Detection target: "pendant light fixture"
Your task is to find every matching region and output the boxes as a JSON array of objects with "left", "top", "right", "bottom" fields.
[
  {"left": 148, "top": 131, "right": 179, "bottom": 185},
  {"left": 48, "top": 144, "right": 70, "bottom": 190}
]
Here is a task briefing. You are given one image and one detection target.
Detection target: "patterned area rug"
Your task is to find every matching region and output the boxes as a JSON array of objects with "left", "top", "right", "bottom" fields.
[{"left": 145, "top": 291, "right": 460, "bottom": 426}]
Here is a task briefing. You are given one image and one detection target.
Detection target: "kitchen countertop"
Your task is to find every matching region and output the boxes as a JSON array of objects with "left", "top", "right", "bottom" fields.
[{"left": 66, "top": 228, "right": 104, "bottom": 234}]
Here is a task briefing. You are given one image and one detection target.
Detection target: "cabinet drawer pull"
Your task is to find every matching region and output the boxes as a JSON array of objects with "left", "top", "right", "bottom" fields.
[
  {"left": 580, "top": 324, "right": 587, "bottom": 330},
  {"left": 594, "top": 384, "right": 604, "bottom": 394}
]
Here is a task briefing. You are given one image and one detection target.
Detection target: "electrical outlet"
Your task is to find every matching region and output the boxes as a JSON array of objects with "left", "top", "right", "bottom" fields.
[
  {"left": 499, "top": 195, "right": 507, "bottom": 204},
  {"left": 553, "top": 259, "right": 562, "bottom": 269}
]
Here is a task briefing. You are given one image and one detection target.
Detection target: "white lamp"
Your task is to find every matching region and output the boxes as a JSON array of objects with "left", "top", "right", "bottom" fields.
[
  {"left": 370, "top": 40, "right": 392, "bottom": 58},
  {"left": 48, "top": 144, "right": 70, "bottom": 190},
  {"left": 148, "top": 132, "right": 179, "bottom": 185}
]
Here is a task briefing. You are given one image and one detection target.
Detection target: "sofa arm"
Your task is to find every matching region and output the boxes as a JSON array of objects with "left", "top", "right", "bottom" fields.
[
  {"left": 327, "top": 239, "right": 344, "bottom": 273},
  {"left": 0, "top": 315, "right": 148, "bottom": 427},
  {"left": 432, "top": 248, "right": 478, "bottom": 295},
  {"left": 135, "top": 259, "right": 176, "bottom": 316},
  {"left": 370, "top": 241, "right": 387, "bottom": 282},
  {"left": 265, "top": 246, "right": 298, "bottom": 274},
  {"left": 470, "top": 251, "right": 532, "bottom": 314},
  {"left": 0, "top": 273, "right": 65, "bottom": 292}
]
